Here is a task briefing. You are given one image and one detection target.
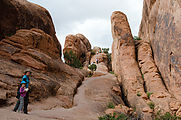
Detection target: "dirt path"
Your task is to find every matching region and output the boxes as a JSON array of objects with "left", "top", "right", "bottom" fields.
[{"left": 0, "top": 63, "right": 122, "bottom": 120}]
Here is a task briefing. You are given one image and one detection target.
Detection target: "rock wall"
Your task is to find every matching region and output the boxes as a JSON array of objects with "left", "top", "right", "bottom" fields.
[
  {"left": 0, "top": 28, "right": 84, "bottom": 108},
  {"left": 63, "top": 34, "right": 91, "bottom": 68},
  {"left": 111, "top": 11, "right": 152, "bottom": 119},
  {"left": 0, "top": 0, "right": 61, "bottom": 57},
  {"left": 136, "top": 40, "right": 181, "bottom": 115},
  {"left": 139, "top": 0, "right": 181, "bottom": 100},
  {"left": 0, "top": 0, "right": 84, "bottom": 108}
]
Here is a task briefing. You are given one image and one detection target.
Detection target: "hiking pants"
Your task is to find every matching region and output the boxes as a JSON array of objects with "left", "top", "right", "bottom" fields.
[
  {"left": 17, "top": 96, "right": 24, "bottom": 112},
  {"left": 24, "top": 91, "right": 29, "bottom": 114},
  {"left": 13, "top": 99, "right": 20, "bottom": 112}
]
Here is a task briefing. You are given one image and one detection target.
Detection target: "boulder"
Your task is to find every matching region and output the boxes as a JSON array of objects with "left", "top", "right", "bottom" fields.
[
  {"left": 0, "top": 0, "right": 61, "bottom": 56},
  {"left": 63, "top": 34, "right": 91, "bottom": 68},
  {"left": 139, "top": 0, "right": 181, "bottom": 101},
  {"left": 90, "top": 53, "right": 108, "bottom": 65},
  {"left": 92, "top": 46, "right": 102, "bottom": 54},
  {"left": 111, "top": 11, "right": 152, "bottom": 119}
]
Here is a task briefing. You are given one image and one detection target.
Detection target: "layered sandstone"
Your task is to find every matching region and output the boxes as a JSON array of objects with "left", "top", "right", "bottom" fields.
[
  {"left": 137, "top": 40, "right": 181, "bottom": 114},
  {"left": 0, "top": 29, "right": 84, "bottom": 108},
  {"left": 63, "top": 34, "right": 91, "bottom": 68},
  {"left": 111, "top": 11, "right": 152, "bottom": 119},
  {"left": 0, "top": 0, "right": 61, "bottom": 56},
  {"left": 0, "top": 0, "right": 84, "bottom": 108},
  {"left": 139, "top": 0, "right": 181, "bottom": 100}
]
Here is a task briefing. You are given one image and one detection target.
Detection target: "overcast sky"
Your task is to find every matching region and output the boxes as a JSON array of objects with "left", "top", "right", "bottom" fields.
[{"left": 28, "top": 0, "right": 143, "bottom": 50}]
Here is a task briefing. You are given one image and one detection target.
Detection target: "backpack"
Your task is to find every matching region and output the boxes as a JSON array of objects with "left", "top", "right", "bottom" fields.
[{"left": 16, "top": 85, "right": 21, "bottom": 99}]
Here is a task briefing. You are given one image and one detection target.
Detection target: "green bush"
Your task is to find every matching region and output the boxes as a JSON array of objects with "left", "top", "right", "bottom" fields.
[
  {"left": 98, "top": 112, "right": 141, "bottom": 120},
  {"left": 101, "top": 48, "right": 112, "bottom": 68},
  {"left": 142, "top": 74, "right": 144, "bottom": 80},
  {"left": 107, "top": 102, "right": 115, "bottom": 109},
  {"left": 133, "top": 36, "right": 141, "bottom": 40},
  {"left": 99, "top": 113, "right": 129, "bottom": 120},
  {"left": 109, "top": 71, "right": 114, "bottom": 74},
  {"left": 148, "top": 102, "right": 155, "bottom": 109},
  {"left": 102, "top": 48, "right": 109, "bottom": 54},
  {"left": 137, "top": 92, "right": 141, "bottom": 97},
  {"left": 91, "top": 50, "right": 96, "bottom": 55},
  {"left": 88, "top": 64, "right": 97, "bottom": 71},
  {"left": 88, "top": 74, "right": 93, "bottom": 78},
  {"left": 147, "top": 92, "right": 153, "bottom": 99},
  {"left": 107, "top": 53, "right": 112, "bottom": 65},
  {"left": 64, "top": 50, "right": 82, "bottom": 68},
  {"left": 155, "top": 112, "right": 181, "bottom": 120}
]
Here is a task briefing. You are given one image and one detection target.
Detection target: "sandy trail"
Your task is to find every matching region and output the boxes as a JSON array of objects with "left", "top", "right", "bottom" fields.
[{"left": 0, "top": 63, "right": 122, "bottom": 120}]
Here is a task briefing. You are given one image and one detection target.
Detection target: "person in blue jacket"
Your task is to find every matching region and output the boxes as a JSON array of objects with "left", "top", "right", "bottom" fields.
[{"left": 13, "top": 69, "right": 31, "bottom": 114}]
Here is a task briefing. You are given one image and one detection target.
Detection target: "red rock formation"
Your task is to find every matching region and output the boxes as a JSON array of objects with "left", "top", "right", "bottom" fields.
[
  {"left": 0, "top": 0, "right": 61, "bottom": 56},
  {"left": 111, "top": 11, "right": 152, "bottom": 119},
  {"left": 0, "top": 0, "right": 83, "bottom": 107},
  {"left": 92, "top": 46, "right": 102, "bottom": 54},
  {"left": 0, "top": 29, "right": 84, "bottom": 108},
  {"left": 63, "top": 34, "right": 91, "bottom": 67},
  {"left": 137, "top": 40, "right": 181, "bottom": 114},
  {"left": 139, "top": 0, "right": 181, "bottom": 101}
]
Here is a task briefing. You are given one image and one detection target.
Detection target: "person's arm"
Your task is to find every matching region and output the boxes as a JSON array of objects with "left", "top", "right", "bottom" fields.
[{"left": 26, "top": 78, "right": 29, "bottom": 88}]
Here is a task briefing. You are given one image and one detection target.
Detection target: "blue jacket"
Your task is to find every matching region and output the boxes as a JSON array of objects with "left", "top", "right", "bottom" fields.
[{"left": 22, "top": 75, "right": 30, "bottom": 88}]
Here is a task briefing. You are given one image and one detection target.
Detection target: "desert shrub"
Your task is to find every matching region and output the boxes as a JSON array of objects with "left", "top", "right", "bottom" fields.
[
  {"left": 98, "top": 112, "right": 141, "bottom": 120},
  {"left": 88, "top": 64, "right": 97, "bottom": 71},
  {"left": 142, "top": 74, "right": 144, "bottom": 80},
  {"left": 107, "top": 53, "right": 112, "bottom": 65},
  {"left": 133, "top": 36, "right": 141, "bottom": 40},
  {"left": 64, "top": 50, "right": 82, "bottom": 68},
  {"left": 109, "top": 71, "right": 114, "bottom": 74},
  {"left": 107, "top": 102, "right": 115, "bottom": 109},
  {"left": 102, "top": 48, "right": 112, "bottom": 68},
  {"left": 102, "top": 48, "right": 109, "bottom": 54},
  {"left": 91, "top": 49, "right": 96, "bottom": 55},
  {"left": 99, "top": 113, "right": 128, "bottom": 120},
  {"left": 148, "top": 102, "right": 155, "bottom": 109},
  {"left": 146, "top": 92, "right": 153, "bottom": 99},
  {"left": 155, "top": 112, "right": 181, "bottom": 120},
  {"left": 137, "top": 91, "right": 141, "bottom": 97}
]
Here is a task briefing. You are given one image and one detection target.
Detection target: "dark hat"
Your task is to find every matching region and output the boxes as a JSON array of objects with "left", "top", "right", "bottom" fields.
[{"left": 24, "top": 69, "right": 32, "bottom": 73}]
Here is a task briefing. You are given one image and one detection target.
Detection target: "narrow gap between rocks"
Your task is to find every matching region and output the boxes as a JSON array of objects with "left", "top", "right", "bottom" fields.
[
  {"left": 119, "top": 84, "right": 130, "bottom": 107},
  {"left": 150, "top": 44, "right": 169, "bottom": 91}
]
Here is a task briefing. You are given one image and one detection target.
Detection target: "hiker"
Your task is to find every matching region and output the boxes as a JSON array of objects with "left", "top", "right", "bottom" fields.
[
  {"left": 17, "top": 81, "right": 28, "bottom": 113},
  {"left": 13, "top": 69, "right": 31, "bottom": 114},
  {"left": 96, "top": 58, "right": 98, "bottom": 64}
]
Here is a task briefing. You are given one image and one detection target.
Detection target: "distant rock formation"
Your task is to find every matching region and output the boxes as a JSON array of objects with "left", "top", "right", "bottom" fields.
[
  {"left": 63, "top": 34, "right": 91, "bottom": 68},
  {"left": 139, "top": 0, "right": 181, "bottom": 101},
  {"left": 92, "top": 46, "right": 102, "bottom": 54},
  {"left": 0, "top": 0, "right": 84, "bottom": 108},
  {"left": 111, "top": 11, "right": 152, "bottom": 119}
]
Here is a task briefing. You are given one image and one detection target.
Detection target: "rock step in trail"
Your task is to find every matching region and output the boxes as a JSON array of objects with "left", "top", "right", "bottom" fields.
[{"left": 0, "top": 59, "right": 123, "bottom": 120}]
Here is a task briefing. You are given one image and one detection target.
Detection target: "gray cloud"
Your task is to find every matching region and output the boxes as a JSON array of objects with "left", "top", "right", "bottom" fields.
[{"left": 28, "top": 0, "right": 143, "bottom": 51}]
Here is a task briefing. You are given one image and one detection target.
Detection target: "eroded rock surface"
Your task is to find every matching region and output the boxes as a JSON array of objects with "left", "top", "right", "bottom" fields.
[
  {"left": 111, "top": 11, "right": 152, "bottom": 119},
  {"left": 0, "top": 0, "right": 61, "bottom": 56},
  {"left": 139, "top": 0, "right": 181, "bottom": 100},
  {"left": 137, "top": 40, "right": 181, "bottom": 114},
  {"left": 0, "top": 52, "right": 124, "bottom": 120},
  {"left": 63, "top": 34, "right": 91, "bottom": 68},
  {"left": 0, "top": 28, "right": 84, "bottom": 108}
]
